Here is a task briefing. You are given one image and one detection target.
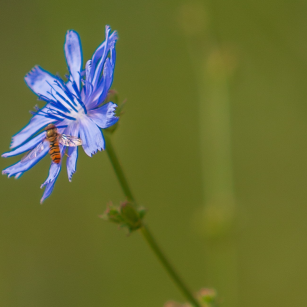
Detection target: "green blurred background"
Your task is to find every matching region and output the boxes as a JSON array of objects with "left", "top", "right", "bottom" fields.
[{"left": 1, "top": 0, "right": 307, "bottom": 306}]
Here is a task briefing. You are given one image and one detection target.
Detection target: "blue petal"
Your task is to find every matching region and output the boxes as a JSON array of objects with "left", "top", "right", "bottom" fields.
[
  {"left": 40, "top": 180, "right": 56, "bottom": 204},
  {"left": 65, "top": 79, "right": 76, "bottom": 96},
  {"left": 40, "top": 145, "right": 65, "bottom": 204},
  {"left": 25, "top": 66, "right": 58, "bottom": 101},
  {"left": 79, "top": 116, "right": 105, "bottom": 156},
  {"left": 2, "top": 144, "right": 49, "bottom": 178},
  {"left": 40, "top": 146, "right": 64, "bottom": 203},
  {"left": 64, "top": 122, "right": 80, "bottom": 181},
  {"left": 86, "top": 57, "right": 115, "bottom": 110},
  {"left": 10, "top": 108, "right": 56, "bottom": 149},
  {"left": 64, "top": 30, "right": 83, "bottom": 91},
  {"left": 97, "top": 57, "right": 115, "bottom": 106},
  {"left": 2, "top": 131, "right": 45, "bottom": 158},
  {"left": 48, "top": 79, "right": 79, "bottom": 113},
  {"left": 26, "top": 65, "right": 81, "bottom": 115},
  {"left": 87, "top": 102, "right": 118, "bottom": 129},
  {"left": 84, "top": 60, "right": 93, "bottom": 98},
  {"left": 84, "top": 27, "right": 117, "bottom": 109},
  {"left": 88, "top": 26, "right": 118, "bottom": 89},
  {"left": 90, "top": 26, "right": 111, "bottom": 88},
  {"left": 67, "top": 146, "right": 78, "bottom": 182},
  {"left": 41, "top": 162, "right": 61, "bottom": 188}
]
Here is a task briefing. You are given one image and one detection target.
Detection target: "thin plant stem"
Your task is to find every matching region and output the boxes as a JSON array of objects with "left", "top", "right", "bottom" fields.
[
  {"left": 139, "top": 225, "right": 201, "bottom": 307},
  {"left": 105, "top": 133, "right": 135, "bottom": 202},
  {"left": 104, "top": 132, "right": 201, "bottom": 307}
]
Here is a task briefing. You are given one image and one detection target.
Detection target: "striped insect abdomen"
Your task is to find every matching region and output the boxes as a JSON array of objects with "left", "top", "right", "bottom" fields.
[{"left": 49, "top": 141, "right": 61, "bottom": 164}]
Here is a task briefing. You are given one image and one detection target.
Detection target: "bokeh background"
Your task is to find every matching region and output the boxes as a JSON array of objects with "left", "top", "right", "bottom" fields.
[{"left": 1, "top": 0, "right": 307, "bottom": 306}]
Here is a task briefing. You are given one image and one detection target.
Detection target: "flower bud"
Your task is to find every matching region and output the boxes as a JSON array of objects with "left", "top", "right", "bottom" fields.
[
  {"left": 101, "top": 204, "right": 125, "bottom": 224},
  {"left": 120, "top": 202, "right": 142, "bottom": 230},
  {"left": 198, "top": 288, "right": 217, "bottom": 306},
  {"left": 101, "top": 201, "right": 146, "bottom": 233}
]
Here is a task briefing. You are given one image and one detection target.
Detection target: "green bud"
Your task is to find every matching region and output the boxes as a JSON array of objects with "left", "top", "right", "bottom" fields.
[
  {"left": 120, "top": 202, "right": 139, "bottom": 222},
  {"left": 101, "top": 201, "right": 146, "bottom": 233},
  {"left": 100, "top": 203, "right": 124, "bottom": 224},
  {"left": 198, "top": 288, "right": 217, "bottom": 306},
  {"left": 106, "top": 209, "right": 125, "bottom": 224},
  {"left": 120, "top": 202, "right": 144, "bottom": 232}
]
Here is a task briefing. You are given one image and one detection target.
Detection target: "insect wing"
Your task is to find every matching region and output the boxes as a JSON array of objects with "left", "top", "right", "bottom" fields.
[
  {"left": 21, "top": 141, "right": 47, "bottom": 163},
  {"left": 59, "top": 134, "right": 82, "bottom": 147}
]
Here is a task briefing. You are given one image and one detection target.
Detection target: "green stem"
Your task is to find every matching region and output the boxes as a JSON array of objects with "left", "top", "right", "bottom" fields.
[
  {"left": 105, "top": 133, "right": 201, "bottom": 307},
  {"left": 140, "top": 225, "right": 201, "bottom": 307},
  {"left": 105, "top": 133, "right": 135, "bottom": 202}
]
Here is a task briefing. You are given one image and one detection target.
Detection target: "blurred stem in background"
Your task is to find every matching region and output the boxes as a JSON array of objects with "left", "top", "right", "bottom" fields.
[
  {"left": 177, "top": 2, "right": 239, "bottom": 306},
  {"left": 104, "top": 132, "right": 201, "bottom": 307}
]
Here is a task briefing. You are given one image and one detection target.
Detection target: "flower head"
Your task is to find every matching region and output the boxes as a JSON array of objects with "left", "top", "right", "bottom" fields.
[{"left": 2, "top": 26, "right": 119, "bottom": 203}]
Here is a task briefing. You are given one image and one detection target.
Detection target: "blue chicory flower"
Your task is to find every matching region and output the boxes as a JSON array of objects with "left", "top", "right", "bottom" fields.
[{"left": 2, "top": 25, "right": 119, "bottom": 203}]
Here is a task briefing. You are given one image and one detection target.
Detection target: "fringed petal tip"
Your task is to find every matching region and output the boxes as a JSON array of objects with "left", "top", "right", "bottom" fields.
[
  {"left": 9, "top": 138, "right": 17, "bottom": 150},
  {"left": 84, "top": 144, "right": 105, "bottom": 157},
  {"left": 40, "top": 174, "right": 59, "bottom": 204},
  {"left": 65, "top": 30, "right": 81, "bottom": 49},
  {"left": 2, "top": 170, "right": 22, "bottom": 179},
  {"left": 65, "top": 132, "right": 79, "bottom": 181},
  {"left": 106, "top": 103, "right": 119, "bottom": 126},
  {"left": 89, "top": 147, "right": 104, "bottom": 157},
  {"left": 68, "top": 174, "right": 74, "bottom": 182},
  {"left": 110, "top": 31, "right": 118, "bottom": 47},
  {"left": 41, "top": 179, "right": 51, "bottom": 188},
  {"left": 79, "top": 116, "right": 105, "bottom": 157},
  {"left": 24, "top": 65, "right": 40, "bottom": 81},
  {"left": 67, "top": 165, "right": 76, "bottom": 182},
  {"left": 68, "top": 167, "right": 78, "bottom": 182},
  {"left": 24, "top": 65, "right": 57, "bottom": 99},
  {"left": 67, "top": 154, "right": 76, "bottom": 182},
  {"left": 15, "top": 172, "right": 22, "bottom": 179},
  {"left": 87, "top": 102, "right": 119, "bottom": 129},
  {"left": 113, "top": 30, "right": 118, "bottom": 39},
  {"left": 2, "top": 167, "right": 10, "bottom": 176},
  {"left": 105, "top": 25, "right": 111, "bottom": 34},
  {"left": 40, "top": 180, "right": 56, "bottom": 204},
  {"left": 41, "top": 162, "right": 61, "bottom": 190},
  {"left": 66, "top": 29, "right": 78, "bottom": 36},
  {"left": 40, "top": 191, "right": 49, "bottom": 204},
  {"left": 105, "top": 25, "right": 118, "bottom": 37}
]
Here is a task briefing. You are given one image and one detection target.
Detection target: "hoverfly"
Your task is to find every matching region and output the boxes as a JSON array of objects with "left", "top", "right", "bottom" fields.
[{"left": 21, "top": 124, "right": 82, "bottom": 164}]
